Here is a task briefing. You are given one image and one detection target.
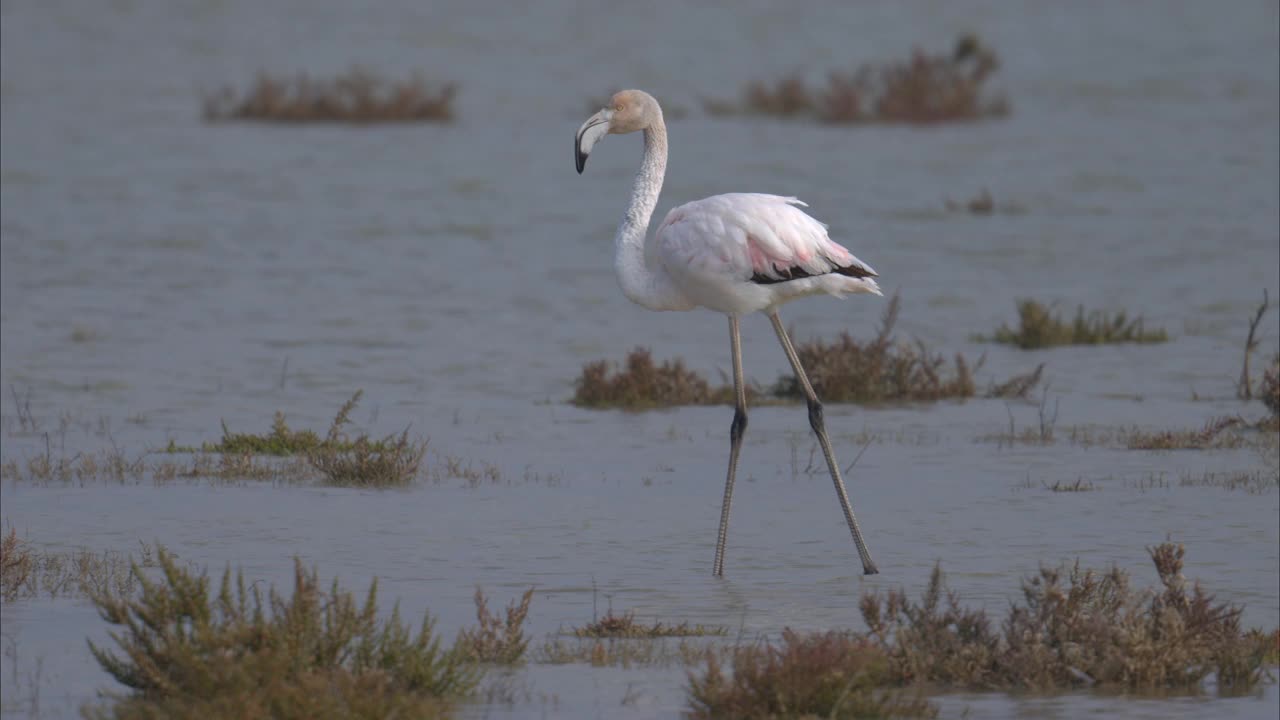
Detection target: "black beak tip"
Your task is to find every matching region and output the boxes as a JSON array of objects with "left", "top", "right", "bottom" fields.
[{"left": 575, "top": 151, "right": 587, "bottom": 174}]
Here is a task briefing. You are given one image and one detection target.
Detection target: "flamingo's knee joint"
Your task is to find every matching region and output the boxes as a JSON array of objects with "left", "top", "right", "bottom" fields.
[
  {"left": 730, "top": 407, "right": 748, "bottom": 444},
  {"left": 806, "top": 399, "right": 824, "bottom": 435}
]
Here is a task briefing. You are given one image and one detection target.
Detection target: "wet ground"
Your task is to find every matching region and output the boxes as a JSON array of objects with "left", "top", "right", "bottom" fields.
[{"left": 2, "top": 1, "right": 1278, "bottom": 717}]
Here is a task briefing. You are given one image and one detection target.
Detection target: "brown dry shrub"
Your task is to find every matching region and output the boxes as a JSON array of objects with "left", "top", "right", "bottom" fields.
[
  {"left": 687, "top": 630, "right": 936, "bottom": 719},
  {"left": 204, "top": 67, "right": 457, "bottom": 124},
  {"left": 1124, "top": 416, "right": 1248, "bottom": 450},
  {"left": 1003, "top": 543, "right": 1267, "bottom": 690},
  {"left": 774, "top": 294, "right": 978, "bottom": 404},
  {"left": 744, "top": 74, "right": 817, "bottom": 117},
  {"left": 572, "top": 294, "right": 1046, "bottom": 409},
  {"left": 860, "top": 563, "right": 1002, "bottom": 687},
  {"left": 0, "top": 528, "right": 34, "bottom": 600},
  {"left": 1261, "top": 354, "right": 1280, "bottom": 418},
  {"left": 859, "top": 543, "right": 1270, "bottom": 692},
  {"left": 573, "top": 348, "right": 743, "bottom": 409},
  {"left": 705, "top": 34, "right": 1007, "bottom": 125},
  {"left": 456, "top": 587, "right": 534, "bottom": 664}
]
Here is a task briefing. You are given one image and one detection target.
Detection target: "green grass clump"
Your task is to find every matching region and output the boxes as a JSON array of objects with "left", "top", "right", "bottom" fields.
[
  {"left": 171, "top": 392, "right": 401, "bottom": 457},
  {"left": 206, "top": 413, "right": 323, "bottom": 455},
  {"left": 203, "top": 66, "right": 456, "bottom": 124},
  {"left": 162, "top": 391, "right": 427, "bottom": 487},
  {"left": 572, "top": 611, "right": 728, "bottom": 639},
  {"left": 687, "top": 630, "right": 936, "bottom": 719},
  {"left": 85, "top": 548, "right": 479, "bottom": 720},
  {"left": 980, "top": 299, "right": 1169, "bottom": 349},
  {"left": 858, "top": 542, "right": 1271, "bottom": 692},
  {"left": 304, "top": 391, "right": 426, "bottom": 487}
]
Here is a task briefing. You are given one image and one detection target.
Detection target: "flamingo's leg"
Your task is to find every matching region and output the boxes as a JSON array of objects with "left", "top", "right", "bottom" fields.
[
  {"left": 713, "top": 314, "right": 748, "bottom": 577},
  {"left": 768, "top": 310, "right": 878, "bottom": 575}
]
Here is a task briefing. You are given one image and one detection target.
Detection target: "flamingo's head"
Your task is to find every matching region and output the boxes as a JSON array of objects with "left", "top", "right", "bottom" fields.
[{"left": 575, "top": 89, "right": 661, "bottom": 174}]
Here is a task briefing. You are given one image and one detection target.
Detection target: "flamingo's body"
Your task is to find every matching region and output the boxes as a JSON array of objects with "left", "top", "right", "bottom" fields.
[
  {"left": 652, "top": 193, "right": 880, "bottom": 315},
  {"left": 575, "top": 89, "right": 880, "bottom": 576}
]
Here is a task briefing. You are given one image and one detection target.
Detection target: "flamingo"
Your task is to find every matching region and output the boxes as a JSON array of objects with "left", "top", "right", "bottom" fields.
[{"left": 575, "top": 89, "right": 880, "bottom": 576}]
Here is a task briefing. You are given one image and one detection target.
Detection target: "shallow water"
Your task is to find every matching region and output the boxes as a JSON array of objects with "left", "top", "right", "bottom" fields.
[{"left": 2, "top": 1, "right": 1278, "bottom": 717}]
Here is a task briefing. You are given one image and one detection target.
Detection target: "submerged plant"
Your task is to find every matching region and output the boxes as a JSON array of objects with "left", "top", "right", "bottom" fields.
[
  {"left": 979, "top": 299, "right": 1169, "bottom": 349},
  {"left": 572, "top": 611, "right": 728, "bottom": 639},
  {"left": 1124, "top": 416, "right": 1249, "bottom": 450},
  {"left": 86, "top": 548, "right": 479, "bottom": 719},
  {"left": 538, "top": 636, "right": 715, "bottom": 668},
  {"left": 0, "top": 530, "right": 144, "bottom": 601}
]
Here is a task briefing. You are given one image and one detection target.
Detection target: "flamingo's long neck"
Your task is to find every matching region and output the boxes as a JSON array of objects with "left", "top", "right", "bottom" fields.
[{"left": 614, "top": 118, "right": 688, "bottom": 311}]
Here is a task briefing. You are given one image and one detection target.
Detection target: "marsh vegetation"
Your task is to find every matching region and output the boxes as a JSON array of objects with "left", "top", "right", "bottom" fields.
[
  {"left": 574, "top": 295, "right": 1045, "bottom": 409},
  {"left": 857, "top": 542, "right": 1272, "bottom": 692},
  {"left": 535, "top": 636, "right": 719, "bottom": 669},
  {"left": 1262, "top": 354, "right": 1280, "bottom": 421},
  {"left": 772, "top": 295, "right": 977, "bottom": 403},
  {"left": 982, "top": 410, "right": 1278, "bottom": 453},
  {"left": 1, "top": 529, "right": 156, "bottom": 601},
  {"left": 302, "top": 391, "right": 427, "bottom": 487},
  {"left": 978, "top": 299, "right": 1169, "bottom": 349},
  {"left": 573, "top": 348, "right": 746, "bottom": 410},
  {"left": 3, "top": 392, "right": 437, "bottom": 488},
  {"left": 456, "top": 587, "right": 535, "bottom": 665},
  {"left": 570, "top": 611, "right": 728, "bottom": 639},
  {"left": 688, "top": 630, "right": 937, "bottom": 719},
  {"left": 84, "top": 549, "right": 480, "bottom": 719},
  {"left": 703, "top": 33, "right": 1008, "bottom": 125},
  {"left": 7, "top": 533, "right": 1275, "bottom": 717},
  {"left": 203, "top": 67, "right": 457, "bottom": 124},
  {"left": 688, "top": 543, "right": 1276, "bottom": 718}
]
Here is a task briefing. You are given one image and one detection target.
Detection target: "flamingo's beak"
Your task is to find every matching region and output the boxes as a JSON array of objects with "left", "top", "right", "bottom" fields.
[{"left": 575, "top": 109, "right": 612, "bottom": 174}]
